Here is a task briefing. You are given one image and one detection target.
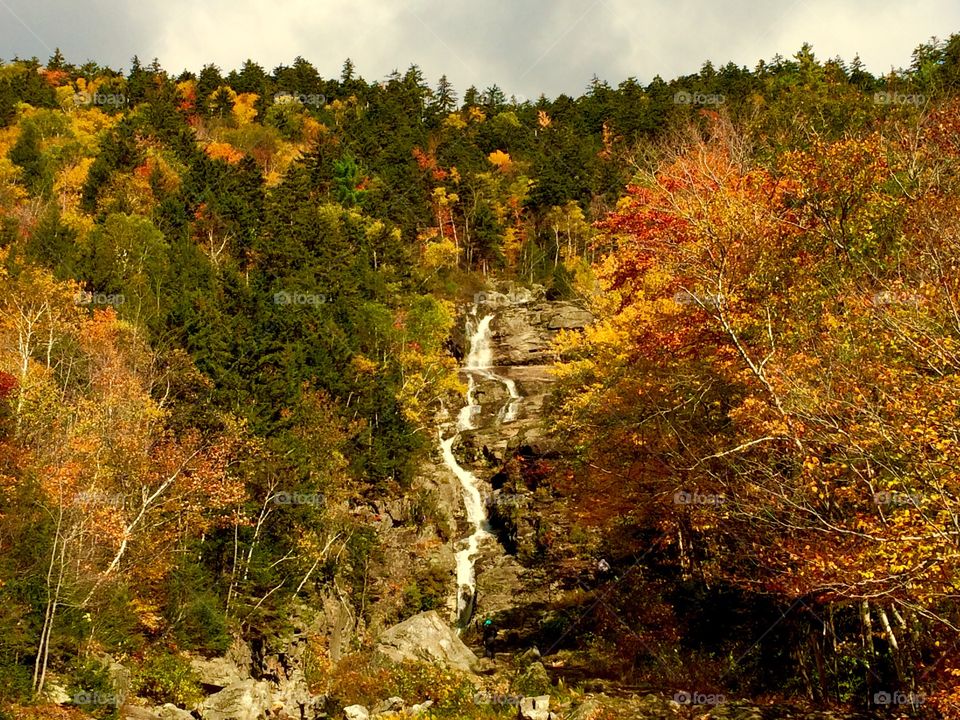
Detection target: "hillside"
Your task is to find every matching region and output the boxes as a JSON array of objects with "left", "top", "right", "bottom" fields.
[{"left": 1, "top": 35, "right": 960, "bottom": 719}]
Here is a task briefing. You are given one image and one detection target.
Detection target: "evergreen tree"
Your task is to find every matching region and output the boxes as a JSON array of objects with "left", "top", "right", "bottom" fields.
[
  {"left": 8, "top": 122, "right": 45, "bottom": 194},
  {"left": 433, "top": 74, "right": 458, "bottom": 114}
]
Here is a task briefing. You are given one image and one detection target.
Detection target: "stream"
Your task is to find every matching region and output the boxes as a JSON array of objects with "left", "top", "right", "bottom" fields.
[{"left": 439, "top": 307, "right": 521, "bottom": 628}]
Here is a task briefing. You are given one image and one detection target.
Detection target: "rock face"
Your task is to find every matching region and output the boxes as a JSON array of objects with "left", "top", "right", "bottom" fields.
[
  {"left": 374, "top": 610, "right": 478, "bottom": 672},
  {"left": 199, "top": 679, "right": 274, "bottom": 720},
  {"left": 457, "top": 285, "right": 593, "bottom": 464},
  {"left": 191, "top": 655, "right": 247, "bottom": 690},
  {"left": 428, "top": 284, "right": 595, "bottom": 647},
  {"left": 487, "top": 297, "right": 592, "bottom": 367}
]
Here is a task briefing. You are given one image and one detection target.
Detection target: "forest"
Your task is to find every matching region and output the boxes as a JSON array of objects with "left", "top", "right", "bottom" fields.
[{"left": 2, "top": 30, "right": 960, "bottom": 719}]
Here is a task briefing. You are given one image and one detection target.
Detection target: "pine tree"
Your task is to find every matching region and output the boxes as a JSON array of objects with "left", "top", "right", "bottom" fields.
[{"left": 434, "top": 74, "right": 458, "bottom": 113}]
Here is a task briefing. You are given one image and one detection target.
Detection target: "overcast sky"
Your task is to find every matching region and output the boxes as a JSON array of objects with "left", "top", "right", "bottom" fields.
[{"left": 2, "top": 0, "right": 958, "bottom": 99}]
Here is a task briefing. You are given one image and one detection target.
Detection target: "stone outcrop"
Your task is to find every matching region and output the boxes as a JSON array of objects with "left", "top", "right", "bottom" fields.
[
  {"left": 474, "top": 285, "right": 592, "bottom": 368},
  {"left": 191, "top": 655, "right": 247, "bottom": 690},
  {"left": 199, "top": 679, "right": 273, "bottom": 720},
  {"left": 373, "top": 610, "right": 478, "bottom": 672},
  {"left": 154, "top": 705, "right": 196, "bottom": 720}
]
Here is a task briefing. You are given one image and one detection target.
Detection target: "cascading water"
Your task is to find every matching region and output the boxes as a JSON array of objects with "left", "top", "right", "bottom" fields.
[{"left": 440, "top": 307, "right": 521, "bottom": 628}]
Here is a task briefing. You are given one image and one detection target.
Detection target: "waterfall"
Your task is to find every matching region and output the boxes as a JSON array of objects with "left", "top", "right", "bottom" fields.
[{"left": 440, "top": 307, "right": 521, "bottom": 628}]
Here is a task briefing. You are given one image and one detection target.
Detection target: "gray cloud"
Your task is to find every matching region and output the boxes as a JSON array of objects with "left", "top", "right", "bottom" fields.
[{"left": 1, "top": 0, "right": 957, "bottom": 98}]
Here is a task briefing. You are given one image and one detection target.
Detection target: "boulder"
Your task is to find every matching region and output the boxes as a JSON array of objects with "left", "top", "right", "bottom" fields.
[
  {"left": 699, "top": 701, "right": 762, "bottom": 720},
  {"left": 120, "top": 706, "right": 161, "bottom": 720},
  {"left": 191, "top": 655, "right": 247, "bottom": 689},
  {"left": 225, "top": 638, "right": 254, "bottom": 678},
  {"left": 374, "top": 610, "right": 477, "bottom": 673},
  {"left": 98, "top": 656, "right": 132, "bottom": 703},
  {"left": 156, "top": 704, "right": 195, "bottom": 720},
  {"left": 410, "top": 700, "right": 434, "bottom": 715},
  {"left": 343, "top": 705, "right": 370, "bottom": 720},
  {"left": 567, "top": 697, "right": 604, "bottom": 720},
  {"left": 518, "top": 647, "right": 541, "bottom": 665},
  {"left": 518, "top": 695, "right": 554, "bottom": 720},
  {"left": 473, "top": 657, "right": 498, "bottom": 675},
  {"left": 274, "top": 667, "right": 324, "bottom": 719},
  {"left": 200, "top": 679, "right": 273, "bottom": 720},
  {"left": 371, "top": 696, "right": 404, "bottom": 715},
  {"left": 43, "top": 682, "right": 72, "bottom": 705}
]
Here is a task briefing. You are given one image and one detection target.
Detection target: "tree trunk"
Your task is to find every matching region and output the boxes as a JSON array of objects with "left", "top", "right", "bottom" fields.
[
  {"left": 878, "top": 605, "right": 902, "bottom": 681},
  {"left": 860, "top": 599, "right": 875, "bottom": 705}
]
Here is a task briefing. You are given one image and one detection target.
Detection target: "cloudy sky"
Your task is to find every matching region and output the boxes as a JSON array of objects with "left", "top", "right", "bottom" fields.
[{"left": 2, "top": 0, "right": 958, "bottom": 99}]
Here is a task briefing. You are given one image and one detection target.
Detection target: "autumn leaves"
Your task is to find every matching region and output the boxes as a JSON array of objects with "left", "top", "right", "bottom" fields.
[{"left": 551, "top": 111, "right": 960, "bottom": 704}]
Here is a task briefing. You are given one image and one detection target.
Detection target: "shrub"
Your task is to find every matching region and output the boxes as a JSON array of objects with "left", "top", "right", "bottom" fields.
[
  {"left": 326, "top": 653, "right": 481, "bottom": 718},
  {"left": 401, "top": 564, "right": 449, "bottom": 615},
  {"left": 66, "top": 658, "right": 119, "bottom": 720},
  {"left": 133, "top": 651, "right": 203, "bottom": 709},
  {"left": 164, "top": 560, "right": 231, "bottom": 654},
  {"left": 0, "top": 663, "right": 31, "bottom": 705}
]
